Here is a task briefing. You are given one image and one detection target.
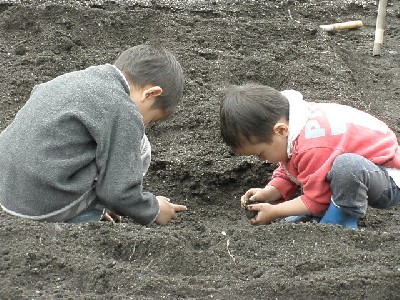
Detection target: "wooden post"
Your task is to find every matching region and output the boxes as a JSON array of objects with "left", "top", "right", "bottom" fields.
[
  {"left": 373, "top": 0, "right": 388, "bottom": 56},
  {"left": 319, "top": 20, "right": 363, "bottom": 32}
]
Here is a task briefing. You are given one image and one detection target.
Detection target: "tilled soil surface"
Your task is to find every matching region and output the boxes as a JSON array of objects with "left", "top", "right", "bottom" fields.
[{"left": 1, "top": 1, "right": 400, "bottom": 299}]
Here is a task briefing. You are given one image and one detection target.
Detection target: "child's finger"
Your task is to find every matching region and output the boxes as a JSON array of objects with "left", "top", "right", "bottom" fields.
[
  {"left": 240, "top": 195, "right": 248, "bottom": 206},
  {"left": 248, "top": 191, "right": 261, "bottom": 202},
  {"left": 247, "top": 204, "right": 261, "bottom": 211},
  {"left": 101, "top": 212, "right": 114, "bottom": 222},
  {"left": 171, "top": 205, "right": 187, "bottom": 221},
  {"left": 245, "top": 189, "right": 256, "bottom": 198},
  {"left": 173, "top": 204, "right": 188, "bottom": 212},
  {"left": 107, "top": 211, "right": 122, "bottom": 222},
  {"left": 249, "top": 216, "right": 260, "bottom": 225}
]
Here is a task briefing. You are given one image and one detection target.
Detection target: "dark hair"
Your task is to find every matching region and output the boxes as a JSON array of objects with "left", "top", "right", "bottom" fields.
[
  {"left": 114, "top": 44, "right": 184, "bottom": 114},
  {"left": 220, "top": 84, "right": 289, "bottom": 149}
]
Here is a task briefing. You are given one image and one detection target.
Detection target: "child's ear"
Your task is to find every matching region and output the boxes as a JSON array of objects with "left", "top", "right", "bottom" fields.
[
  {"left": 142, "top": 86, "right": 163, "bottom": 101},
  {"left": 273, "top": 122, "right": 289, "bottom": 137}
]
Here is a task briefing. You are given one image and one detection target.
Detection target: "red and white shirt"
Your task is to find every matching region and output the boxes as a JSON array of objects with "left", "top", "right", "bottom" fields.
[{"left": 268, "top": 90, "right": 400, "bottom": 216}]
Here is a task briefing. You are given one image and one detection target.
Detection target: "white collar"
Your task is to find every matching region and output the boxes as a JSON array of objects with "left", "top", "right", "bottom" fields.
[
  {"left": 112, "top": 65, "right": 130, "bottom": 92},
  {"left": 280, "top": 90, "right": 310, "bottom": 157}
]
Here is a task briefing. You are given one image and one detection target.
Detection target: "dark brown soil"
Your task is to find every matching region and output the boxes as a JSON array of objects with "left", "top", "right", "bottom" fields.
[{"left": 1, "top": 1, "right": 400, "bottom": 299}]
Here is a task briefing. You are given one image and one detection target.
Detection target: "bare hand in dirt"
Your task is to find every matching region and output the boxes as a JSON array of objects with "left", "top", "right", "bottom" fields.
[
  {"left": 101, "top": 210, "right": 122, "bottom": 223},
  {"left": 240, "top": 186, "right": 281, "bottom": 207},
  {"left": 155, "top": 196, "right": 187, "bottom": 225},
  {"left": 246, "top": 202, "right": 279, "bottom": 225}
]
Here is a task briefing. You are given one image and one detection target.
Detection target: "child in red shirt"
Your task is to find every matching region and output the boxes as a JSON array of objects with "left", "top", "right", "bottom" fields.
[{"left": 220, "top": 84, "right": 400, "bottom": 229}]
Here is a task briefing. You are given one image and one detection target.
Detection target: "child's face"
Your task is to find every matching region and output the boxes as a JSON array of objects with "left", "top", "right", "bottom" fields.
[
  {"left": 140, "top": 104, "right": 168, "bottom": 126},
  {"left": 130, "top": 84, "right": 168, "bottom": 125},
  {"left": 234, "top": 122, "right": 289, "bottom": 163}
]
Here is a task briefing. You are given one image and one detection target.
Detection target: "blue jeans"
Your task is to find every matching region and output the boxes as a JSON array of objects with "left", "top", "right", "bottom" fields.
[
  {"left": 65, "top": 201, "right": 104, "bottom": 223},
  {"left": 327, "top": 153, "right": 400, "bottom": 218}
]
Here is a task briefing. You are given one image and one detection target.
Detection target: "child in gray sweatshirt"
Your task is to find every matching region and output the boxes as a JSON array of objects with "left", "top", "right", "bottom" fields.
[{"left": 0, "top": 45, "right": 187, "bottom": 225}]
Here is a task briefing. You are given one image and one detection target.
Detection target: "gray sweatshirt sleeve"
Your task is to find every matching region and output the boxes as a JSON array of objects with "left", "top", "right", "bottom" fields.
[
  {"left": 80, "top": 67, "right": 159, "bottom": 225},
  {"left": 93, "top": 102, "right": 159, "bottom": 225}
]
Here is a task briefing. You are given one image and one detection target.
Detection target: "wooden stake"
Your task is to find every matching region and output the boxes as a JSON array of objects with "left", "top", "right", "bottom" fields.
[
  {"left": 373, "top": 0, "right": 388, "bottom": 56},
  {"left": 320, "top": 20, "right": 363, "bottom": 32}
]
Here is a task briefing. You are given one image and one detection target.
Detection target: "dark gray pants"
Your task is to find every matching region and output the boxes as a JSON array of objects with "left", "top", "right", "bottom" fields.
[{"left": 327, "top": 153, "right": 400, "bottom": 218}]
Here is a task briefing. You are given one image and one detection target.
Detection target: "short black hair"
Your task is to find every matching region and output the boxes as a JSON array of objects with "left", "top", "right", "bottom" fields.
[
  {"left": 220, "top": 84, "right": 289, "bottom": 149},
  {"left": 114, "top": 44, "right": 184, "bottom": 115}
]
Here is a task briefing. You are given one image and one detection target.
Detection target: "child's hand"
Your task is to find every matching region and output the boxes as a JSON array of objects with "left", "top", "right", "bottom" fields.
[
  {"left": 247, "top": 196, "right": 311, "bottom": 225},
  {"left": 246, "top": 203, "right": 279, "bottom": 225},
  {"left": 155, "top": 196, "right": 187, "bottom": 225},
  {"left": 241, "top": 188, "right": 264, "bottom": 206},
  {"left": 240, "top": 186, "right": 281, "bottom": 206},
  {"left": 101, "top": 210, "right": 122, "bottom": 223}
]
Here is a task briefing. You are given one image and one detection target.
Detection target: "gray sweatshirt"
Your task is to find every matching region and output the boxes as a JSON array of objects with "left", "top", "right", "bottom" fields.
[{"left": 0, "top": 64, "right": 159, "bottom": 224}]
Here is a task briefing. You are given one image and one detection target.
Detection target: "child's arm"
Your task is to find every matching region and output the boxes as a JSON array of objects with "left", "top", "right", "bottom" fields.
[
  {"left": 268, "top": 164, "right": 300, "bottom": 201},
  {"left": 246, "top": 196, "right": 310, "bottom": 225}
]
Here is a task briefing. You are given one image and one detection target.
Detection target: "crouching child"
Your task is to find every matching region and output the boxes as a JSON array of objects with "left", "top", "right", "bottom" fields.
[
  {"left": 0, "top": 45, "right": 187, "bottom": 225},
  {"left": 219, "top": 83, "right": 400, "bottom": 229}
]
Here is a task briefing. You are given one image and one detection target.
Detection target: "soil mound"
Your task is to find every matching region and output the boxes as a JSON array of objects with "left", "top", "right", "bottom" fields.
[{"left": 1, "top": 1, "right": 399, "bottom": 299}]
